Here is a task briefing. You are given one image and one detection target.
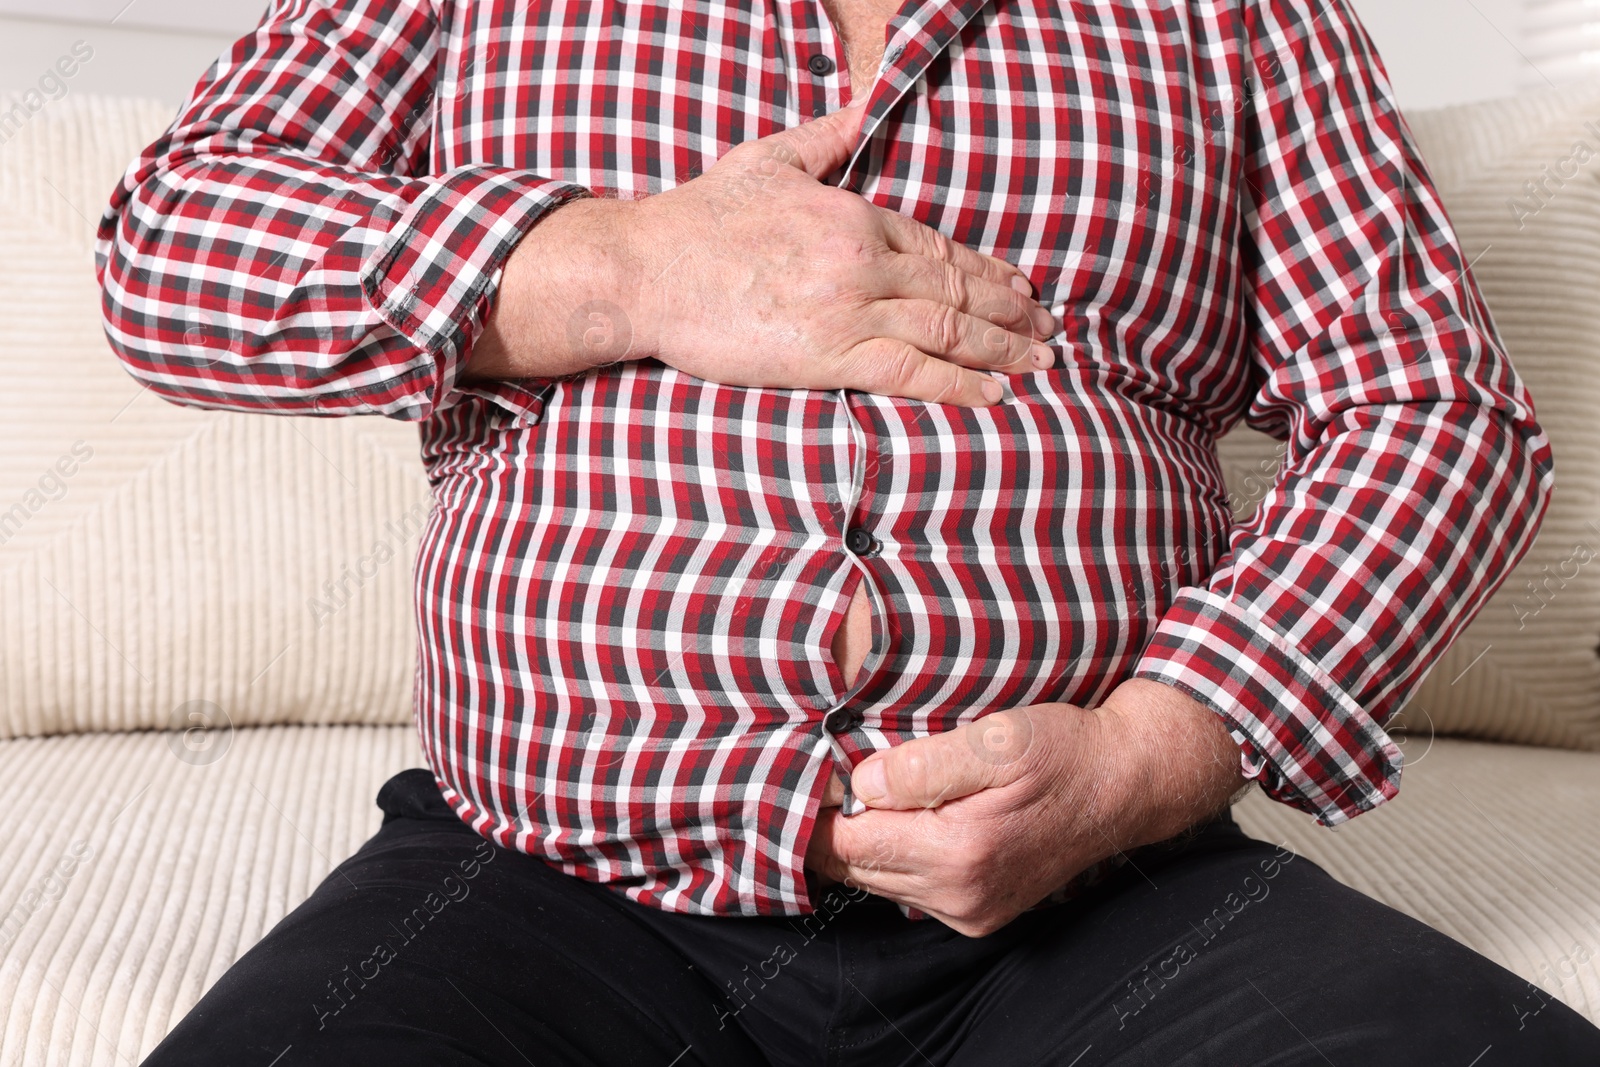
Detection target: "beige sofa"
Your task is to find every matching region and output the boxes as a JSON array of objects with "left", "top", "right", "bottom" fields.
[{"left": 2, "top": 85, "right": 1599, "bottom": 1064}]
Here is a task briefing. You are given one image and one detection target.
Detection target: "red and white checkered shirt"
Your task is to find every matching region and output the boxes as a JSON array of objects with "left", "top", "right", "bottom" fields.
[{"left": 97, "top": 0, "right": 1552, "bottom": 915}]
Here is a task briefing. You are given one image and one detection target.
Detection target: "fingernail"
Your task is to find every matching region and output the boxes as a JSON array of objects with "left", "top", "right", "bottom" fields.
[
  {"left": 1032, "top": 309, "right": 1057, "bottom": 337},
  {"left": 980, "top": 377, "right": 1004, "bottom": 404},
  {"left": 1030, "top": 343, "right": 1054, "bottom": 370},
  {"left": 854, "top": 759, "right": 887, "bottom": 802},
  {"left": 1010, "top": 274, "right": 1033, "bottom": 296}
]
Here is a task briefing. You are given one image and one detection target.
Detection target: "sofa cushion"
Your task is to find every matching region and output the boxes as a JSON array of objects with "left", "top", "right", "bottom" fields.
[
  {"left": 0, "top": 95, "right": 430, "bottom": 738},
  {"left": 1, "top": 729, "right": 1593, "bottom": 1066},
  {"left": 1218, "top": 80, "right": 1600, "bottom": 751},
  {"left": 1235, "top": 738, "right": 1600, "bottom": 1024},
  {"left": 0, "top": 724, "right": 424, "bottom": 1065}
]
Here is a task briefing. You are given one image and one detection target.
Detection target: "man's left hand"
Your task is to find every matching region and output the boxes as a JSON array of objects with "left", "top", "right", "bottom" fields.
[{"left": 805, "top": 679, "right": 1246, "bottom": 936}]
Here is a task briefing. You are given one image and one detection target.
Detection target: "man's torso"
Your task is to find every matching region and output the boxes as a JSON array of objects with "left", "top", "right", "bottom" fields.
[{"left": 418, "top": 0, "right": 1257, "bottom": 915}]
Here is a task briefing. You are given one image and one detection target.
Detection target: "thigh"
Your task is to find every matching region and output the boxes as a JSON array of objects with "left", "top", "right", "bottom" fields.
[
  {"left": 948, "top": 814, "right": 1600, "bottom": 1067},
  {"left": 140, "top": 769, "right": 769, "bottom": 1067}
]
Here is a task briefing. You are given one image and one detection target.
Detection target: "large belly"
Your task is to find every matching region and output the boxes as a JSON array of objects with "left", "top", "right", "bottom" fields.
[{"left": 416, "top": 360, "right": 1234, "bottom": 737}]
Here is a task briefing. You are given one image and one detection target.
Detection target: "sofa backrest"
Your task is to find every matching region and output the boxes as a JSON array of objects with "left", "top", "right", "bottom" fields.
[
  {"left": 3, "top": 87, "right": 1599, "bottom": 751},
  {"left": 0, "top": 95, "right": 428, "bottom": 738}
]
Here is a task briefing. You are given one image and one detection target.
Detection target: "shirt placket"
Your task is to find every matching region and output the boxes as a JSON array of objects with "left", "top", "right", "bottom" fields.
[
  {"left": 820, "top": 414, "right": 888, "bottom": 817},
  {"left": 802, "top": 0, "right": 997, "bottom": 816},
  {"left": 769, "top": 0, "right": 871, "bottom": 815},
  {"left": 779, "top": 0, "right": 850, "bottom": 122}
]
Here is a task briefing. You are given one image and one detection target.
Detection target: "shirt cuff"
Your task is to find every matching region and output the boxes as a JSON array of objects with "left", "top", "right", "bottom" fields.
[
  {"left": 1131, "top": 587, "right": 1403, "bottom": 826},
  {"left": 360, "top": 165, "right": 592, "bottom": 420}
]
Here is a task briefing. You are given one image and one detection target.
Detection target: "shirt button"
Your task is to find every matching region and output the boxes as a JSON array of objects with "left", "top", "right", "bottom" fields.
[
  {"left": 845, "top": 527, "right": 880, "bottom": 557},
  {"left": 807, "top": 53, "right": 836, "bottom": 76},
  {"left": 824, "top": 707, "right": 864, "bottom": 734}
]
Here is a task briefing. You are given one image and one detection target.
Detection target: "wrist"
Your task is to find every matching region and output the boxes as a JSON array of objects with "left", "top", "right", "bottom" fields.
[
  {"left": 1094, "top": 679, "right": 1246, "bottom": 849},
  {"left": 576, "top": 196, "right": 662, "bottom": 364},
  {"left": 616, "top": 191, "right": 692, "bottom": 364},
  {"left": 466, "top": 196, "right": 649, "bottom": 381}
]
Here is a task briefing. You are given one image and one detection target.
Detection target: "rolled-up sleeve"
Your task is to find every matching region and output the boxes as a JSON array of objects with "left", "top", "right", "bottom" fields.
[
  {"left": 94, "top": 0, "right": 590, "bottom": 420},
  {"left": 1132, "top": 0, "right": 1555, "bottom": 824}
]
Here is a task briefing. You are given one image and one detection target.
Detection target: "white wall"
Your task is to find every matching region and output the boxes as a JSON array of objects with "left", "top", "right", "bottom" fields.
[
  {"left": 0, "top": 16, "right": 240, "bottom": 105},
  {"left": 0, "top": 0, "right": 1541, "bottom": 113},
  {"left": 1351, "top": 0, "right": 1532, "bottom": 109}
]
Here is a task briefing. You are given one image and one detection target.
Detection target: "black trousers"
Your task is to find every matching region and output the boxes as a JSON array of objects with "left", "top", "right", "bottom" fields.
[{"left": 143, "top": 769, "right": 1600, "bottom": 1066}]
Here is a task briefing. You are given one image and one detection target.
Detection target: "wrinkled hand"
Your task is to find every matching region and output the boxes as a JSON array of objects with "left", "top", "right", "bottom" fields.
[
  {"left": 806, "top": 679, "right": 1245, "bottom": 937},
  {"left": 469, "top": 105, "right": 1056, "bottom": 400},
  {"left": 620, "top": 105, "right": 1058, "bottom": 406}
]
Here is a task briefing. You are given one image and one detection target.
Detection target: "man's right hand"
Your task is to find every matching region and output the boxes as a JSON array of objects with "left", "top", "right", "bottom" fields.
[{"left": 468, "top": 106, "right": 1057, "bottom": 407}]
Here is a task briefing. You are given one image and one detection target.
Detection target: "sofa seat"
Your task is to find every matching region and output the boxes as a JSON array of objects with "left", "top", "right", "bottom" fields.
[
  {"left": 1, "top": 728, "right": 1595, "bottom": 1065},
  {"left": 0, "top": 725, "right": 424, "bottom": 1067}
]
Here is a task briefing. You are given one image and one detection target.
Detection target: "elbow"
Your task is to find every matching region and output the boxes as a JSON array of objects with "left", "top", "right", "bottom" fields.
[
  {"left": 1514, "top": 408, "right": 1556, "bottom": 547},
  {"left": 95, "top": 163, "right": 245, "bottom": 414},
  {"left": 101, "top": 332, "right": 212, "bottom": 414},
  {"left": 95, "top": 166, "right": 446, "bottom": 422},
  {"left": 1499, "top": 362, "right": 1556, "bottom": 520},
  {"left": 1480, "top": 396, "right": 1556, "bottom": 587},
  {"left": 97, "top": 247, "right": 217, "bottom": 414}
]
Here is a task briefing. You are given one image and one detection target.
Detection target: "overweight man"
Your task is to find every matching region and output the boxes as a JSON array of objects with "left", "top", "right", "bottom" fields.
[{"left": 98, "top": 0, "right": 1600, "bottom": 1062}]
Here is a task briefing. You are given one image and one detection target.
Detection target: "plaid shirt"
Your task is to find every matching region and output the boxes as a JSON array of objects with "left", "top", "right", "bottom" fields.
[{"left": 97, "top": 0, "right": 1552, "bottom": 916}]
